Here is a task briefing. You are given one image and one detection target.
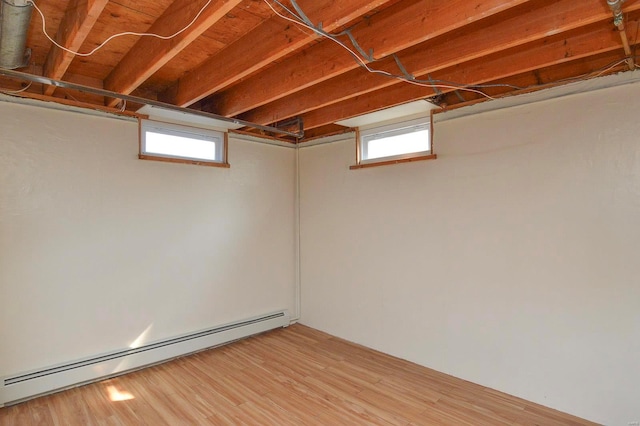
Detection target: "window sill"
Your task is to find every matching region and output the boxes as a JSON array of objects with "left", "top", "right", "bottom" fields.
[
  {"left": 350, "top": 153, "right": 437, "bottom": 170},
  {"left": 139, "top": 154, "right": 230, "bottom": 168}
]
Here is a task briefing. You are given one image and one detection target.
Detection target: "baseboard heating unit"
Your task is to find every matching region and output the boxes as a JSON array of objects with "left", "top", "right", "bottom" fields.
[{"left": 1, "top": 310, "right": 290, "bottom": 406}]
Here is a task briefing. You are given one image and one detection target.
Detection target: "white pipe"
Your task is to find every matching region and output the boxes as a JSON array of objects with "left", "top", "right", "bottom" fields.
[
  {"left": 0, "top": 0, "right": 33, "bottom": 69},
  {"left": 291, "top": 143, "right": 302, "bottom": 323}
]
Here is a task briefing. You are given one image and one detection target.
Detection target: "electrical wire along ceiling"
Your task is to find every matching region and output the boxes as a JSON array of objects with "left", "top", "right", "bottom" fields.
[{"left": 0, "top": 0, "right": 637, "bottom": 141}]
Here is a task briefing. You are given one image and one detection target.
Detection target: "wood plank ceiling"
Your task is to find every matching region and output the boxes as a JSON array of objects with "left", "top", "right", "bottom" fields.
[{"left": 1, "top": 0, "right": 638, "bottom": 141}]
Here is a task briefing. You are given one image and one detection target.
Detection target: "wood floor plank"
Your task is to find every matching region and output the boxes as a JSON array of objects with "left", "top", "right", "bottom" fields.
[
  {"left": 0, "top": 402, "right": 33, "bottom": 426},
  {"left": 29, "top": 404, "right": 56, "bottom": 426},
  {"left": 303, "top": 375, "right": 412, "bottom": 426},
  {"left": 310, "top": 367, "right": 369, "bottom": 395},
  {"left": 187, "top": 384, "right": 249, "bottom": 425},
  {"left": 218, "top": 343, "right": 265, "bottom": 369},
  {"left": 225, "top": 365, "right": 280, "bottom": 396},
  {"left": 298, "top": 378, "right": 399, "bottom": 426},
  {"left": 333, "top": 359, "right": 385, "bottom": 384},
  {"left": 426, "top": 396, "right": 515, "bottom": 426},
  {"left": 201, "top": 374, "right": 263, "bottom": 407},
  {"left": 0, "top": 324, "right": 599, "bottom": 425},
  {"left": 265, "top": 386, "right": 332, "bottom": 420},
  {"left": 236, "top": 398, "right": 301, "bottom": 426}
]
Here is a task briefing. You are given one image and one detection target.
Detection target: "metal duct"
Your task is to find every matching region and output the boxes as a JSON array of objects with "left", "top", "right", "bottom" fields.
[
  {"left": 0, "top": 0, "right": 32, "bottom": 69},
  {"left": 0, "top": 68, "right": 306, "bottom": 138}
]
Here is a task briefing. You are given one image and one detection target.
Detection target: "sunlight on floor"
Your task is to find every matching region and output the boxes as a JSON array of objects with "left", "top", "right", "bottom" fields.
[{"left": 106, "top": 385, "right": 135, "bottom": 402}]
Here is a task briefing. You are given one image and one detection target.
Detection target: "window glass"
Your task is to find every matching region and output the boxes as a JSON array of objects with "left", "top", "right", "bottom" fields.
[
  {"left": 360, "top": 118, "right": 430, "bottom": 163},
  {"left": 140, "top": 120, "right": 226, "bottom": 165}
]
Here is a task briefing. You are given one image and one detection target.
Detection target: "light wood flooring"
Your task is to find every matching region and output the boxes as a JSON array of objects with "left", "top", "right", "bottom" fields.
[{"left": 0, "top": 324, "right": 599, "bottom": 425}]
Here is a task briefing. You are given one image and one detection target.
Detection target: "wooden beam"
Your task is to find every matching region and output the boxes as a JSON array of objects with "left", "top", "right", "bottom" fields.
[
  {"left": 436, "top": 50, "right": 630, "bottom": 108},
  {"left": 299, "top": 20, "right": 637, "bottom": 130},
  {"left": 209, "top": 0, "right": 536, "bottom": 117},
  {"left": 3, "top": 90, "right": 139, "bottom": 118},
  {"left": 239, "top": 0, "right": 634, "bottom": 125},
  {"left": 300, "top": 124, "right": 352, "bottom": 141},
  {"left": 163, "top": 0, "right": 520, "bottom": 108},
  {"left": 103, "top": 0, "right": 243, "bottom": 107},
  {"left": 42, "top": 0, "right": 109, "bottom": 96}
]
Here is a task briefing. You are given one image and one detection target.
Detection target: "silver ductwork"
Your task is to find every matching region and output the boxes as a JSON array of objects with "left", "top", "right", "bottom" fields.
[{"left": 0, "top": 0, "right": 33, "bottom": 69}]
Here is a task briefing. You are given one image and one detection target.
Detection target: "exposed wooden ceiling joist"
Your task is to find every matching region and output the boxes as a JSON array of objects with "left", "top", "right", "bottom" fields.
[
  {"left": 299, "top": 16, "right": 640, "bottom": 130},
  {"left": 238, "top": 0, "right": 629, "bottom": 126},
  {"left": 206, "top": 0, "right": 535, "bottom": 117},
  {"left": 161, "top": 0, "right": 451, "bottom": 107},
  {"left": 436, "top": 49, "right": 631, "bottom": 107},
  {"left": 5, "top": 0, "right": 638, "bottom": 141},
  {"left": 103, "top": 0, "right": 244, "bottom": 107},
  {"left": 42, "top": 0, "right": 109, "bottom": 96}
]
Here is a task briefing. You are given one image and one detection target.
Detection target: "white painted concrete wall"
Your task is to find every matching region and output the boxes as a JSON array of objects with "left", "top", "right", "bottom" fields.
[
  {"left": 299, "top": 82, "right": 640, "bottom": 425},
  {"left": 0, "top": 101, "right": 296, "bottom": 376}
]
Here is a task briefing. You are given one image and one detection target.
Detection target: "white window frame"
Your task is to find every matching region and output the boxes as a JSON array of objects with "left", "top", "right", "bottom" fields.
[
  {"left": 139, "top": 119, "right": 228, "bottom": 167},
  {"left": 357, "top": 116, "right": 432, "bottom": 166}
]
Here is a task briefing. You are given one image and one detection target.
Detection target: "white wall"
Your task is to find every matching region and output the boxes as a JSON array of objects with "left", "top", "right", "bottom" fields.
[
  {"left": 0, "top": 101, "right": 296, "bottom": 376},
  {"left": 299, "top": 82, "right": 640, "bottom": 425}
]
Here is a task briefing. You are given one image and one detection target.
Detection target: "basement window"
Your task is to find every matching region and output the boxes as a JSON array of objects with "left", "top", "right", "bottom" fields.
[
  {"left": 351, "top": 117, "right": 436, "bottom": 169},
  {"left": 139, "top": 119, "right": 229, "bottom": 167}
]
